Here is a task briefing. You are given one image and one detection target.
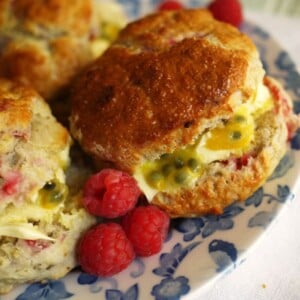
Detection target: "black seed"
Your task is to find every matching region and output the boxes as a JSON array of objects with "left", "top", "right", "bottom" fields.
[
  {"left": 149, "top": 171, "right": 163, "bottom": 183},
  {"left": 174, "top": 171, "right": 188, "bottom": 184},
  {"left": 174, "top": 157, "right": 185, "bottom": 169},
  {"left": 43, "top": 181, "right": 56, "bottom": 191},
  {"left": 160, "top": 153, "right": 171, "bottom": 160},
  {"left": 231, "top": 131, "right": 242, "bottom": 140},
  {"left": 187, "top": 158, "right": 199, "bottom": 171},
  {"left": 162, "top": 164, "right": 173, "bottom": 176}
]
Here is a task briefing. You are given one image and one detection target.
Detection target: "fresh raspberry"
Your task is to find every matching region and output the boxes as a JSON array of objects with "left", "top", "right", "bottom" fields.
[
  {"left": 83, "top": 169, "right": 141, "bottom": 218},
  {"left": 78, "top": 223, "right": 135, "bottom": 276},
  {"left": 121, "top": 205, "right": 170, "bottom": 257},
  {"left": 208, "top": 0, "right": 243, "bottom": 27},
  {"left": 158, "top": 0, "right": 184, "bottom": 11}
]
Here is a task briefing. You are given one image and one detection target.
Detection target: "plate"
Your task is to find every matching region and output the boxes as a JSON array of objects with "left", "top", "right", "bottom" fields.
[{"left": 3, "top": 1, "right": 300, "bottom": 300}]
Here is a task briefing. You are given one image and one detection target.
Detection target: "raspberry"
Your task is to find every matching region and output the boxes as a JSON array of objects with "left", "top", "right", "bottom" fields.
[
  {"left": 158, "top": 0, "right": 184, "bottom": 11},
  {"left": 78, "top": 223, "right": 135, "bottom": 276},
  {"left": 208, "top": 0, "right": 243, "bottom": 27},
  {"left": 83, "top": 169, "right": 141, "bottom": 218},
  {"left": 121, "top": 205, "right": 170, "bottom": 257}
]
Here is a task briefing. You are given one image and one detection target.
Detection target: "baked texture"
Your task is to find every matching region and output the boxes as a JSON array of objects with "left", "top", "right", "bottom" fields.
[
  {"left": 70, "top": 9, "right": 265, "bottom": 172},
  {"left": 0, "top": 79, "right": 95, "bottom": 294},
  {"left": 0, "top": 0, "right": 97, "bottom": 101}
]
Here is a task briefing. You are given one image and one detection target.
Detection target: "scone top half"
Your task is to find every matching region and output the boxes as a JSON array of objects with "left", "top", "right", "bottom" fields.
[
  {"left": 70, "top": 9, "right": 293, "bottom": 216},
  {"left": 71, "top": 9, "right": 263, "bottom": 168}
]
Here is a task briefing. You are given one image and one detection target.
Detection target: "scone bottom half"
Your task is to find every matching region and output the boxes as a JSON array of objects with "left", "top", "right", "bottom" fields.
[
  {"left": 70, "top": 8, "right": 300, "bottom": 218},
  {"left": 0, "top": 79, "right": 95, "bottom": 294}
]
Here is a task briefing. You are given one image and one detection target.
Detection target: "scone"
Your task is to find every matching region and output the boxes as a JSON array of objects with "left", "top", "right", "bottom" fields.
[
  {"left": 0, "top": 0, "right": 98, "bottom": 101},
  {"left": 70, "top": 9, "right": 299, "bottom": 217},
  {"left": 0, "top": 79, "right": 95, "bottom": 294}
]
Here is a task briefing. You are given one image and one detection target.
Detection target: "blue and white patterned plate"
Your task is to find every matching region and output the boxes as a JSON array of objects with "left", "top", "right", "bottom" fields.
[{"left": 2, "top": 1, "right": 300, "bottom": 300}]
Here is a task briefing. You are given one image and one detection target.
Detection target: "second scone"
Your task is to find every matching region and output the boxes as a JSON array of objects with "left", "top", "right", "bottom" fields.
[{"left": 0, "top": 79, "right": 95, "bottom": 294}]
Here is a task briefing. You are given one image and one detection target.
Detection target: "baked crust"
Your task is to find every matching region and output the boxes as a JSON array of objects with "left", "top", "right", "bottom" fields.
[
  {"left": 0, "top": 0, "right": 97, "bottom": 101},
  {"left": 70, "top": 9, "right": 265, "bottom": 172},
  {"left": 0, "top": 0, "right": 94, "bottom": 36}
]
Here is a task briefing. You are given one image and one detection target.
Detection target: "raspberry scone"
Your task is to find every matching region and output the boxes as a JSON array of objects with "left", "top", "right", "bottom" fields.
[{"left": 0, "top": 79, "right": 95, "bottom": 294}]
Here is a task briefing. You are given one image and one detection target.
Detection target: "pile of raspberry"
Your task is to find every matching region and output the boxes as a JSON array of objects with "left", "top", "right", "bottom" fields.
[
  {"left": 158, "top": 0, "right": 243, "bottom": 27},
  {"left": 77, "top": 169, "right": 170, "bottom": 277}
]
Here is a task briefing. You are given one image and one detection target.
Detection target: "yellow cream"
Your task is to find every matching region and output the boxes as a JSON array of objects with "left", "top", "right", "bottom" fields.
[{"left": 134, "top": 83, "right": 273, "bottom": 201}]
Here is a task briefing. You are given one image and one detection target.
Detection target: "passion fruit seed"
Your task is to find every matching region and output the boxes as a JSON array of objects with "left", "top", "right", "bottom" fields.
[
  {"left": 230, "top": 131, "right": 242, "bottom": 140},
  {"left": 148, "top": 171, "right": 164, "bottom": 184},
  {"left": 162, "top": 163, "right": 174, "bottom": 176},
  {"left": 39, "top": 180, "right": 68, "bottom": 209},
  {"left": 235, "top": 115, "right": 246, "bottom": 122},
  {"left": 160, "top": 153, "right": 171, "bottom": 160},
  {"left": 187, "top": 158, "right": 199, "bottom": 171},
  {"left": 43, "top": 181, "right": 56, "bottom": 191},
  {"left": 174, "top": 170, "right": 188, "bottom": 184},
  {"left": 174, "top": 157, "right": 185, "bottom": 169}
]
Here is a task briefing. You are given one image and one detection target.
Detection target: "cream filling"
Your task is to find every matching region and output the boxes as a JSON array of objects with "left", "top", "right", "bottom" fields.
[
  {"left": 0, "top": 223, "right": 55, "bottom": 241},
  {"left": 134, "top": 83, "right": 273, "bottom": 201}
]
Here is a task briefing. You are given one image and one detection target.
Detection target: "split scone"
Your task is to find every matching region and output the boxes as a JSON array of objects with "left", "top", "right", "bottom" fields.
[
  {"left": 0, "top": 79, "right": 95, "bottom": 294},
  {"left": 0, "top": 0, "right": 100, "bottom": 101},
  {"left": 70, "top": 9, "right": 300, "bottom": 217}
]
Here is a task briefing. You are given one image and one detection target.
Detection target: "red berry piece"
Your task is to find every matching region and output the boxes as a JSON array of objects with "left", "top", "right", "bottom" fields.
[
  {"left": 158, "top": 0, "right": 184, "bottom": 11},
  {"left": 121, "top": 205, "right": 170, "bottom": 257},
  {"left": 235, "top": 154, "right": 250, "bottom": 170},
  {"left": 208, "top": 0, "right": 243, "bottom": 27},
  {"left": 2, "top": 172, "right": 21, "bottom": 196},
  {"left": 83, "top": 169, "right": 141, "bottom": 218},
  {"left": 78, "top": 223, "right": 135, "bottom": 277},
  {"left": 25, "top": 240, "right": 51, "bottom": 253}
]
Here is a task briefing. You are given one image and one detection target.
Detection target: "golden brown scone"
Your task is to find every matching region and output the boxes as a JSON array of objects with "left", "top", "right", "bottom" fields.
[
  {"left": 70, "top": 9, "right": 299, "bottom": 217},
  {"left": 0, "top": 0, "right": 97, "bottom": 101}
]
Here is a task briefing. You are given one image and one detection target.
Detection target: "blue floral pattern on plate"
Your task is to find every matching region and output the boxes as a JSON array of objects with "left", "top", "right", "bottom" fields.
[{"left": 3, "top": 1, "right": 300, "bottom": 299}]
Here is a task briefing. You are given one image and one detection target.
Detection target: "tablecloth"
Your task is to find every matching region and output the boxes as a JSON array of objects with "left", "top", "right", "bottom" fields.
[{"left": 197, "top": 11, "right": 300, "bottom": 300}]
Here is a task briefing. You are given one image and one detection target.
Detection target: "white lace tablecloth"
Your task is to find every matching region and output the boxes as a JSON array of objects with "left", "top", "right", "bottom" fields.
[{"left": 199, "top": 11, "right": 300, "bottom": 300}]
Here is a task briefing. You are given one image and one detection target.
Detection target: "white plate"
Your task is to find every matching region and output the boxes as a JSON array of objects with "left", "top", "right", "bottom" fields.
[{"left": 3, "top": 1, "right": 300, "bottom": 299}]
